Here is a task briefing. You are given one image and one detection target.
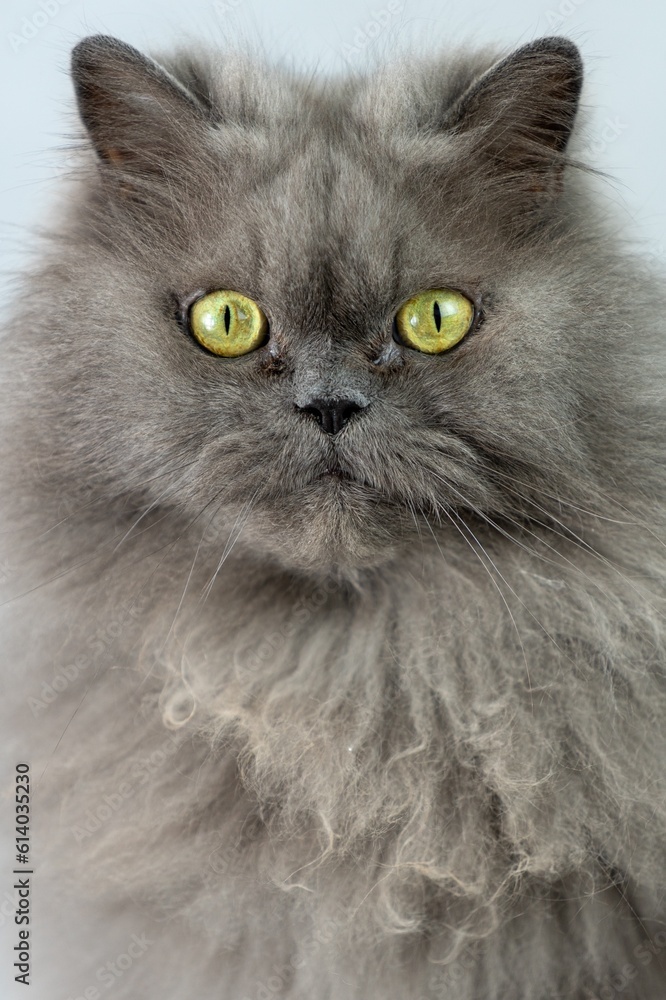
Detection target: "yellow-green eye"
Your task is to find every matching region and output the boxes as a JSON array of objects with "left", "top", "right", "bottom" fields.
[
  {"left": 395, "top": 288, "right": 475, "bottom": 354},
  {"left": 189, "top": 290, "right": 268, "bottom": 357}
]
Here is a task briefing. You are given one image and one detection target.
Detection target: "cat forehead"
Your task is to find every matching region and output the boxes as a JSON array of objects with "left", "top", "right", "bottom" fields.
[
  {"left": 162, "top": 129, "right": 470, "bottom": 320},
  {"left": 202, "top": 140, "right": 435, "bottom": 307},
  {"left": 203, "top": 114, "right": 455, "bottom": 254},
  {"left": 256, "top": 145, "right": 403, "bottom": 231}
]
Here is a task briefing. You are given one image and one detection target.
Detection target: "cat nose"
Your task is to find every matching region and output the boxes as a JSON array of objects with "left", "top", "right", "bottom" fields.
[{"left": 297, "top": 396, "right": 368, "bottom": 435}]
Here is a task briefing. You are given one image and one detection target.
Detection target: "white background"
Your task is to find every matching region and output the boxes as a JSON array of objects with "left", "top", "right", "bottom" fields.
[{"left": 0, "top": 0, "right": 664, "bottom": 299}]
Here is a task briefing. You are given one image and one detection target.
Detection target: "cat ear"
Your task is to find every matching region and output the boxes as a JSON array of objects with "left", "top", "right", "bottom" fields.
[
  {"left": 71, "top": 35, "right": 208, "bottom": 176},
  {"left": 445, "top": 37, "right": 583, "bottom": 203}
]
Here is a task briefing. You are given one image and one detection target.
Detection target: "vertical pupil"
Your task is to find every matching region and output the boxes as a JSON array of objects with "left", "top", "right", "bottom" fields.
[
  {"left": 224, "top": 304, "right": 231, "bottom": 334},
  {"left": 433, "top": 300, "right": 442, "bottom": 332}
]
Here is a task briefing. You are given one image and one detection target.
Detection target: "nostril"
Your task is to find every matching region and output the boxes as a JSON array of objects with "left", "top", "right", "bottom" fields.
[{"left": 297, "top": 397, "right": 368, "bottom": 435}]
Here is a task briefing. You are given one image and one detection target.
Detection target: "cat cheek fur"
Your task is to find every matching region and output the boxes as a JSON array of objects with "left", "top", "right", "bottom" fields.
[{"left": 1, "top": 32, "right": 666, "bottom": 1000}]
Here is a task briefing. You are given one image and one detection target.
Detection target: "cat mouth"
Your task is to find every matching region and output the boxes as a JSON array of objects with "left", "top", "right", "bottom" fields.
[
  {"left": 315, "top": 459, "right": 381, "bottom": 494},
  {"left": 301, "top": 449, "right": 379, "bottom": 492},
  {"left": 320, "top": 461, "right": 354, "bottom": 481}
]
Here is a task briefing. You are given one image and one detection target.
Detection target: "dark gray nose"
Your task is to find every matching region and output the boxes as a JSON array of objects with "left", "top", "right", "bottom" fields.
[{"left": 297, "top": 397, "right": 367, "bottom": 435}]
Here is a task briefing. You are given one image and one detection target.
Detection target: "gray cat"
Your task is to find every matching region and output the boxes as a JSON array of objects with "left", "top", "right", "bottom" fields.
[{"left": 1, "top": 31, "right": 665, "bottom": 1000}]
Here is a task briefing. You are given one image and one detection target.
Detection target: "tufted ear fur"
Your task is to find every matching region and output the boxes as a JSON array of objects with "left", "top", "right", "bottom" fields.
[
  {"left": 444, "top": 37, "right": 583, "bottom": 204},
  {"left": 71, "top": 35, "right": 210, "bottom": 178}
]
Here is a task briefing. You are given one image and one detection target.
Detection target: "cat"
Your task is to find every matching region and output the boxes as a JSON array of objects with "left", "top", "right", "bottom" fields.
[{"left": 1, "top": 29, "right": 665, "bottom": 1000}]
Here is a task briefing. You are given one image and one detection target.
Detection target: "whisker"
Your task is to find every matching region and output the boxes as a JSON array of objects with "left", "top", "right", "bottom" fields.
[
  {"left": 427, "top": 466, "right": 665, "bottom": 625},
  {"left": 5, "top": 457, "right": 200, "bottom": 542},
  {"left": 495, "top": 482, "right": 665, "bottom": 620},
  {"left": 421, "top": 507, "right": 535, "bottom": 705},
  {"left": 405, "top": 496, "right": 424, "bottom": 544},
  {"left": 199, "top": 492, "right": 259, "bottom": 606},
  {"left": 491, "top": 466, "right": 665, "bottom": 545},
  {"left": 0, "top": 457, "right": 220, "bottom": 609},
  {"left": 429, "top": 474, "right": 662, "bottom": 674},
  {"left": 427, "top": 473, "right": 608, "bottom": 677},
  {"left": 35, "top": 491, "right": 239, "bottom": 787},
  {"left": 159, "top": 490, "right": 229, "bottom": 652},
  {"left": 163, "top": 493, "right": 260, "bottom": 680},
  {"left": 111, "top": 477, "right": 190, "bottom": 554}
]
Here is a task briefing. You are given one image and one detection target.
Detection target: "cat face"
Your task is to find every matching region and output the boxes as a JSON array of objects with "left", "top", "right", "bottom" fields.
[{"left": 22, "top": 36, "right": 606, "bottom": 572}]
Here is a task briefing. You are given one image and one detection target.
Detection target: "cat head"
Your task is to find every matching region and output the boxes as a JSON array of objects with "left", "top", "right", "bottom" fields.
[{"left": 11, "top": 34, "right": 646, "bottom": 575}]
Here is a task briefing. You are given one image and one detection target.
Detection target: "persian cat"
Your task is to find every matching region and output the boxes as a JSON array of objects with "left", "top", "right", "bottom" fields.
[{"left": 1, "top": 30, "right": 665, "bottom": 1000}]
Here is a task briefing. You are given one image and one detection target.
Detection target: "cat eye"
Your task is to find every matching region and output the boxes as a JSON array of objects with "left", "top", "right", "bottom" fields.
[
  {"left": 189, "top": 290, "right": 268, "bottom": 357},
  {"left": 394, "top": 288, "right": 475, "bottom": 354}
]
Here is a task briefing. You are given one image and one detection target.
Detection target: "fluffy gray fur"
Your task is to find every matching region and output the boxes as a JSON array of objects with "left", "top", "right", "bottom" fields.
[{"left": 1, "top": 33, "right": 666, "bottom": 1000}]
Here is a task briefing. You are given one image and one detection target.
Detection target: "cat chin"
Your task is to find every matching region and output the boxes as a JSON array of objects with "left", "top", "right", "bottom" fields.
[{"left": 237, "top": 485, "right": 412, "bottom": 574}]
